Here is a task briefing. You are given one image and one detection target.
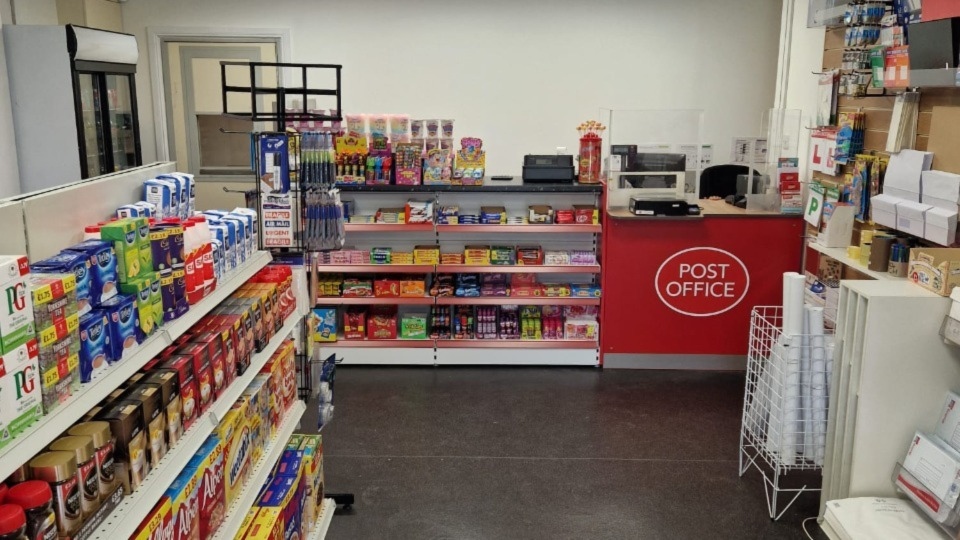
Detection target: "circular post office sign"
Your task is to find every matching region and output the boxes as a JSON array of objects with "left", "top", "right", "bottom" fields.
[{"left": 654, "top": 247, "right": 750, "bottom": 317}]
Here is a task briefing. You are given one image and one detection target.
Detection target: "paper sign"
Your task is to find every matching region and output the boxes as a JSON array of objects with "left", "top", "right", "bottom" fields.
[
  {"left": 805, "top": 185, "right": 825, "bottom": 227},
  {"left": 261, "top": 193, "right": 294, "bottom": 248}
]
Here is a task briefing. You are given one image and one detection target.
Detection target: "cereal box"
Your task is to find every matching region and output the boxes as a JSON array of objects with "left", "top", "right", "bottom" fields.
[
  {"left": 244, "top": 507, "right": 283, "bottom": 540},
  {"left": 132, "top": 497, "right": 173, "bottom": 540},
  {"left": 185, "top": 436, "right": 225, "bottom": 540},
  {"left": 164, "top": 469, "right": 199, "bottom": 540}
]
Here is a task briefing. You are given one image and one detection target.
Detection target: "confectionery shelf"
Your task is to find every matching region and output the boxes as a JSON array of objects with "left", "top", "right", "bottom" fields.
[
  {"left": 318, "top": 264, "right": 436, "bottom": 273},
  {"left": 435, "top": 339, "right": 598, "bottom": 349},
  {"left": 435, "top": 264, "right": 601, "bottom": 274},
  {"left": 318, "top": 296, "right": 436, "bottom": 306},
  {"left": 344, "top": 223, "right": 434, "bottom": 233},
  {"left": 343, "top": 223, "right": 601, "bottom": 234},
  {"left": 434, "top": 296, "right": 600, "bottom": 306},
  {"left": 0, "top": 251, "right": 272, "bottom": 482},
  {"left": 90, "top": 313, "right": 300, "bottom": 539},
  {"left": 209, "top": 400, "right": 308, "bottom": 540}
]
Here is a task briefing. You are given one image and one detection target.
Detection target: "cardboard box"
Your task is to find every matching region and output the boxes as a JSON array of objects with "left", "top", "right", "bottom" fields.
[
  {"left": 161, "top": 356, "right": 199, "bottom": 431},
  {"left": 217, "top": 407, "right": 253, "bottom": 506},
  {"left": 909, "top": 247, "right": 960, "bottom": 296},
  {"left": 311, "top": 308, "right": 337, "bottom": 342},
  {"left": 121, "top": 278, "right": 154, "bottom": 340},
  {"left": 258, "top": 474, "right": 302, "bottom": 540},
  {"left": 185, "top": 436, "right": 225, "bottom": 540},
  {"left": 189, "top": 332, "right": 226, "bottom": 400},
  {"left": 236, "top": 507, "right": 259, "bottom": 539},
  {"left": 132, "top": 498, "right": 173, "bottom": 540},
  {"left": 144, "top": 370, "right": 183, "bottom": 447},
  {"left": 0, "top": 338, "right": 42, "bottom": 448},
  {"left": 0, "top": 256, "right": 34, "bottom": 354},
  {"left": 101, "top": 220, "right": 142, "bottom": 283},
  {"left": 299, "top": 435, "right": 324, "bottom": 532},
  {"left": 244, "top": 507, "right": 283, "bottom": 540},
  {"left": 464, "top": 245, "right": 490, "bottom": 265},
  {"left": 164, "top": 469, "right": 200, "bottom": 540},
  {"left": 896, "top": 200, "right": 931, "bottom": 237},
  {"left": 176, "top": 343, "right": 213, "bottom": 414},
  {"left": 102, "top": 294, "right": 140, "bottom": 362},
  {"left": 925, "top": 207, "right": 958, "bottom": 246}
]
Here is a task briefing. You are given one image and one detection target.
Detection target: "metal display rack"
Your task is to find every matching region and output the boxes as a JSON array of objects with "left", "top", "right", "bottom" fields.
[{"left": 739, "top": 306, "right": 834, "bottom": 520}]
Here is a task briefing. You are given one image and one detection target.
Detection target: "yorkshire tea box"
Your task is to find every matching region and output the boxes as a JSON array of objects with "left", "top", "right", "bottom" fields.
[
  {"left": 0, "top": 256, "right": 34, "bottom": 354},
  {"left": 0, "top": 338, "right": 42, "bottom": 448}
]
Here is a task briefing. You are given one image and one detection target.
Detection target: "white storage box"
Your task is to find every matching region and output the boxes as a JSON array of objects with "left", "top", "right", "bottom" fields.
[
  {"left": 870, "top": 194, "right": 901, "bottom": 230},
  {"left": 887, "top": 149, "right": 934, "bottom": 193},
  {"left": 897, "top": 200, "right": 932, "bottom": 237},
  {"left": 925, "top": 206, "right": 958, "bottom": 246},
  {"left": 884, "top": 186, "right": 921, "bottom": 202},
  {"left": 922, "top": 170, "right": 960, "bottom": 211}
]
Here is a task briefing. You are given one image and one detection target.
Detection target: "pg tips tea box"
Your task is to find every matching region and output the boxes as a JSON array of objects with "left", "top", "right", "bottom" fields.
[
  {"left": 0, "top": 256, "right": 34, "bottom": 354},
  {"left": 0, "top": 338, "right": 42, "bottom": 448}
]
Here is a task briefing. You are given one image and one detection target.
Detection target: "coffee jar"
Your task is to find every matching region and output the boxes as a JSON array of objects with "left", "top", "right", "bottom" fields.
[
  {"left": 28, "top": 452, "right": 81, "bottom": 537},
  {"left": 49, "top": 436, "right": 100, "bottom": 518},
  {"left": 67, "top": 422, "right": 116, "bottom": 497},
  {"left": 0, "top": 505, "right": 27, "bottom": 540},
  {"left": 4, "top": 481, "right": 56, "bottom": 540}
]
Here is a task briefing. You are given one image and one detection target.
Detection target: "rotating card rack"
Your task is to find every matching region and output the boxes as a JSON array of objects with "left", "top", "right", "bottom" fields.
[{"left": 219, "top": 61, "right": 355, "bottom": 516}]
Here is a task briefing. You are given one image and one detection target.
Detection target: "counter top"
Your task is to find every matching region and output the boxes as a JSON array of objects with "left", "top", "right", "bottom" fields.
[
  {"left": 337, "top": 183, "right": 603, "bottom": 193},
  {"left": 608, "top": 199, "right": 799, "bottom": 220}
]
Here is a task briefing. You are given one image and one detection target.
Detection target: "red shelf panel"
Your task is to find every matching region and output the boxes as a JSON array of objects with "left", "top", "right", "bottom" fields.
[
  {"left": 316, "top": 264, "right": 435, "bottom": 274},
  {"left": 435, "top": 339, "right": 598, "bottom": 349},
  {"left": 324, "top": 339, "right": 435, "bottom": 348},
  {"left": 435, "top": 296, "right": 600, "bottom": 306},
  {"left": 345, "top": 223, "right": 434, "bottom": 232},
  {"left": 435, "top": 264, "right": 601, "bottom": 274},
  {"left": 316, "top": 297, "right": 436, "bottom": 306},
  {"left": 436, "top": 224, "right": 601, "bottom": 234}
]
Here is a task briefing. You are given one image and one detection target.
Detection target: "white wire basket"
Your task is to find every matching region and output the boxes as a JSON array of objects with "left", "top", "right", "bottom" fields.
[{"left": 739, "top": 306, "right": 835, "bottom": 520}]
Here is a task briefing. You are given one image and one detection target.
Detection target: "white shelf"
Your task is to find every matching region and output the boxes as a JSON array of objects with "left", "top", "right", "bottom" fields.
[
  {"left": 90, "top": 308, "right": 297, "bottom": 540},
  {"left": 0, "top": 251, "right": 272, "bottom": 482},
  {"left": 211, "top": 401, "right": 306, "bottom": 540},
  {"left": 307, "top": 499, "right": 337, "bottom": 540},
  {"left": 806, "top": 241, "right": 905, "bottom": 282}
]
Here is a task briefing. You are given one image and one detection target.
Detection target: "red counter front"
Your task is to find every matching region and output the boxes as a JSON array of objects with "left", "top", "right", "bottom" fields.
[{"left": 600, "top": 204, "right": 803, "bottom": 368}]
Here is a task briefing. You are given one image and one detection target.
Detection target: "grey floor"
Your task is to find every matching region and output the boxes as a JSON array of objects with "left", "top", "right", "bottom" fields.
[{"left": 313, "top": 367, "right": 825, "bottom": 540}]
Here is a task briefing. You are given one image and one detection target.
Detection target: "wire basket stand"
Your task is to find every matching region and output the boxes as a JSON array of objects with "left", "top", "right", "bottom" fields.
[{"left": 739, "top": 306, "right": 834, "bottom": 520}]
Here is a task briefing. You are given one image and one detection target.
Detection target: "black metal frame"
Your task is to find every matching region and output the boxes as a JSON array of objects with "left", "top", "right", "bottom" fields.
[{"left": 220, "top": 61, "right": 343, "bottom": 125}]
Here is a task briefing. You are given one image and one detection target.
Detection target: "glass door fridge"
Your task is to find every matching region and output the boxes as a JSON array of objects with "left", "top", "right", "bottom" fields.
[{"left": 73, "top": 62, "right": 142, "bottom": 178}]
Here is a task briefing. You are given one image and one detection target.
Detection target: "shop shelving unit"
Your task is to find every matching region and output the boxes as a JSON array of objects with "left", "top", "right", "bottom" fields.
[
  {"left": 0, "top": 251, "right": 271, "bottom": 482},
  {"left": 90, "top": 313, "right": 303, "bottom": 539},
  {"left": 806, "top": 241, "right": 905, "bottom": 282},
  {"left": 317, "top": 184, "right": 603, "bottom": 366}
]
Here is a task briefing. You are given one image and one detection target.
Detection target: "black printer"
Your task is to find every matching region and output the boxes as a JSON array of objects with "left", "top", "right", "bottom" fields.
[{"left": 522, "top": 155, "right": 576, "bottom": 184}]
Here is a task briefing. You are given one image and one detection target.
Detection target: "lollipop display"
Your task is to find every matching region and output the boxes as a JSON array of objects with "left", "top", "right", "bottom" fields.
[{"left": 577, "top": 120, "right": 606, "bottom": 184}]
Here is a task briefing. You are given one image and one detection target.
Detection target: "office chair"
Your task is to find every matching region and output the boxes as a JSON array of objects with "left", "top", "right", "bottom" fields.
[{"left": 698, "top": 164, "right": 760, "bottom": 199}]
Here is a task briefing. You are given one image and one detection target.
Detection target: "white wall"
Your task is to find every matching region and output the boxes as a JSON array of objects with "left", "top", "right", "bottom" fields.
[
  {"left": 0, "top": 4, "right": 23, "bottom": 197},
  {"left": 775, "top": 0, "right": 825, "bottom": 180},
  {"left": 124, "top": 0, "right": 782, "bottom": 175},
  {"left": 5, "top": 0, "right": 58, "bottom": 24}
]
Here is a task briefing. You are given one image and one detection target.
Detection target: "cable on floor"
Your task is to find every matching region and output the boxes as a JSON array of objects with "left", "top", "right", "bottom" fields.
[{"left": 802, "top": 516, "right": 818, "bottom": 540}]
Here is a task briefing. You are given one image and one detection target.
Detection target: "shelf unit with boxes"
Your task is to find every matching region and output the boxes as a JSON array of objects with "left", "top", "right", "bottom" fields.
[
  {"left": 0, "top": 164, "right": 326, "bottom": 540},
  {"left": 313, "top": 184, "right": 603, "bottom": 366}
]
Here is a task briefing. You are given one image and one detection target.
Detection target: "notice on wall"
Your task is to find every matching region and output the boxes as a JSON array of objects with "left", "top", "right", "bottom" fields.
[
  {"left": 677, "top": 144, "right": 713, "bottom": 171},
  {"left": 731, "top": 138, "right": 767, "bottom": 165},
  {"left": 655, "top": 247, "right": 750, "bottom": 317},
  {"left": 261, "top": 192, "right": 295, "bottom": 248}
]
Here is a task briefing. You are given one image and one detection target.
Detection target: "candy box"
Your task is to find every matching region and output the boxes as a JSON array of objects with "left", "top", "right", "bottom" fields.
[
  {"left": 528, "top": 205, "right": 553, "bottom": 224},
  {"left": 413, "top": 245, "right": 439, "bottom": 265},
  {"left": 121, "top": 278, "right": 154, "bottom": 340},
  {"left": 343, "top": 308, "right": 366, "bottom": 340},
  {"left": 400, "top": 313, "right": 427, "bottom": 340},
  {"left": 367, "top": 306, "right": 397, "bottom": 340},
  {"left": 312, "top": 308, "right": 337, "bottom": 342},
  {"left": 164, "top": 469, "right": 199, "bottom": 540},
  {"left": 573, "top": 204, "right": 598, "bottom": 224},
  {"left": 132, "top": 498, "right": 173, "bottom": 540},
  {"left": 399, "top": 279, "right": 426, "bottom": 298},
  {"left": 244, "top": 507, "right": 283, "bottom": 540},
  {"left": 79, "top": 311, "right": 110, "bottom": 383},
  {"left": 0, "top": 256, "right": 34, "bottom": 354},
  {"left": 373, "top": 279, "right": 400, "bottom": 298},
  {"left": 185, "top": 436, "right": 225, "bottom": 540},
  {"left": 341, "top": 279, "right": 373, "bottom": 297},
  {"left": 480, "top": 206, "right": 506, "bottom": 224},
  {"left": 570, "top": 283, "right": 601, "bottom": 298},
  {"left": 542, "top": 283, "right": 572, "bottom": 297},
  {"left": 161, "top": 355, "right": 199, "bottom": 432},
  {"left": 564, "top": 319, "right": 599, "bottom": 340},
  {"left": 101, "top": 219, "right": 142, "bottom": 283},
  {"left": 0, "top": 338, "right": 42, "bottom": 448},
  {"left": 32, "top": 251, "right": 92, "bottom": 316},
  {"left": 464, "top": 245, "right": 490, "bottom": 265},
  {"left": 490, "top": 246, "right": 516, "bottom": 266},
  {"left": 101, "top": 294, "right": 140, "bottom": 362},
  {"left": 517, "top": 246, "right": 543, "bottom": 266}
]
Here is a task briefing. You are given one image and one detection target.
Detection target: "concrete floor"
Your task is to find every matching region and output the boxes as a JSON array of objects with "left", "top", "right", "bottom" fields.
[{"left": 314, "top": 367, "right": 825, "bottom": 540}]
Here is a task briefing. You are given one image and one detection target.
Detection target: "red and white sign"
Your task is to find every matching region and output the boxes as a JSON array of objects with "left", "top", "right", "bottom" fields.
[{"left": 655, "top": 247, "right": 750, "bottom": 317}]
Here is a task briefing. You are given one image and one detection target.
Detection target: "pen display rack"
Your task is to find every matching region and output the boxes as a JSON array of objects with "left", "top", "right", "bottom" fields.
[{"left": 739, "top": 306, "right": 835, "bottom": 520}]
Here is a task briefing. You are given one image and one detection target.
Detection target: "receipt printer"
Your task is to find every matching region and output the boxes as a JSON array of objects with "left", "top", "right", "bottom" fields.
[{"left": 630, "top": 198, "right": 701, "bottom": 217}]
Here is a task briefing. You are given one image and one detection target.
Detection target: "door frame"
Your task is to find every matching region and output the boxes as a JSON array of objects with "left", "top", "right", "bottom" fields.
[{"left": 146, "top": 26, "right": 292, "bottom": 162}]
